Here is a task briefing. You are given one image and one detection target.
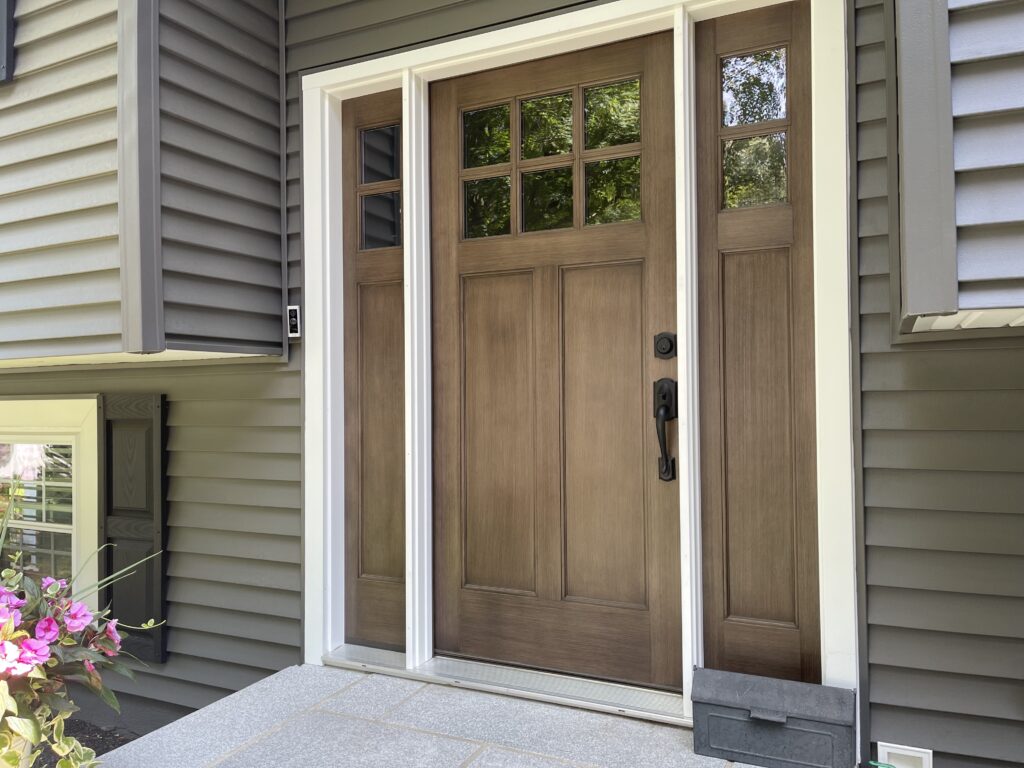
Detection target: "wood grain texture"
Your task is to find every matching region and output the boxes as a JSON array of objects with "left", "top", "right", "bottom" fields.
[
  {"left": 343, "top": 90, "right": 406, "bottom": 650},
  {"left": 697, "top": 1, "right": 821, "bottom": 683},
  {"left": 432, "top": 34, "right": 680, "bottom": 688}
]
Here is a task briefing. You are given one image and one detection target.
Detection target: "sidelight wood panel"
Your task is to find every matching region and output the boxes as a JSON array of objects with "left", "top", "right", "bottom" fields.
[
  {"left": 562, "top": 262, "right": 647, "bottom": 607},
  {"left": 697, "top": 1, "right": 821, "bottom": 683},
  {"left": 463, "top": 272, "right": 537, "bottom": 594},
  {"left": 432, "top": 34, "right": 680, "bottom": 688},
  {"left": 343, "top": 91, "right": 406, "bottom": 650}
]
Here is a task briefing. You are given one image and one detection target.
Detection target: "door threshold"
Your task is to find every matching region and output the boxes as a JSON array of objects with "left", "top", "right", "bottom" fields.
[{"left": 323, "top": 645, "right": 691, "bottom": 727}]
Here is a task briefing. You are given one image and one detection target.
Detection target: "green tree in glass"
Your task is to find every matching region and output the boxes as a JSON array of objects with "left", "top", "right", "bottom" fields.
[
  {"left": 585, "top": 80, "right": 641, "bottom": 149},
  {"left": 521, "top": 93, "right": 573, "bottom": 158},
  {"left": 586, "top": 157, "right": 641, "bottom": 224},
  {"left": 723, "top": 133, "right": 787, "bottom": 208},
  {"left": 464, "top": 105, "right": 511, "bottom": 168},
  {"left": 722, "top": 48, "right": 786, "bottom": 126},
  {"left": 465, "top": 177, "right": 511, "bottom": 238}
]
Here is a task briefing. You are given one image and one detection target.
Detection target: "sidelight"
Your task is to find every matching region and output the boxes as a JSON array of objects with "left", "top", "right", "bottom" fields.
[
  {"left": 721, "top": 47, "right": 787, "bottom": 127},
  {"left": 722, "top": 132, "right": 787, "bottom": 208},
  {"left": 361, "top": 124, "right": 400, "bottom": 183},
  {"left": 361, "top": 192, "right": 402, "bottom": 249}
]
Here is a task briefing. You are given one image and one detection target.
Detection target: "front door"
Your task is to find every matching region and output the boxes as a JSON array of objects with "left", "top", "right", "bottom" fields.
[{"left": 431, "top": 34, "right": 681, "bottom": 688}]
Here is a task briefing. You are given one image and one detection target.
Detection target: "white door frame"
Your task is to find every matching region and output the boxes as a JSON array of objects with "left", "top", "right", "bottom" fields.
[{"left": 301, "top": 0, "right": 855, "bottom": 721}]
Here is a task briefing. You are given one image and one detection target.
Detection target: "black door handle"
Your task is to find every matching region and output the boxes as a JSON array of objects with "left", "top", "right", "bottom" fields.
[{"left": 653, "top": 378, "right": 678, "bottom": 482}]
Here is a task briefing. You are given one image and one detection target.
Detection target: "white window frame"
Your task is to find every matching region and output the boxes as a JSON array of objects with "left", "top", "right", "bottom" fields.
[
  {"left": 302, "top": 0, "right": 855, "bottom": 724},
  {"left": 0, "top": 398, "right": 101, "bottom": 610}
]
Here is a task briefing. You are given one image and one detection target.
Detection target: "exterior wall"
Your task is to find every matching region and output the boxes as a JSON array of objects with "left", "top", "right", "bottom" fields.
[
  {"left": 949, "top": 0, "right": 1024, "bottom": 310},
  {"left": 0, "top": 356, "right": 303, "bottom": 710},
  {"left": 158, "top": 0, "right": 286, "bottom": 354},
  {"left": 855, "top": 2, "right": 1024, "bottom": 765},
  {"left": 0, "top": 0, "right": 123, "bottom": 360}
]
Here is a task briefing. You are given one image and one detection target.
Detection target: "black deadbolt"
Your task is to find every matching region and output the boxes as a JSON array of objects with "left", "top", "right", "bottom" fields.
[{"left": 654, "top": 332, "right": 677, "bottom": 359}]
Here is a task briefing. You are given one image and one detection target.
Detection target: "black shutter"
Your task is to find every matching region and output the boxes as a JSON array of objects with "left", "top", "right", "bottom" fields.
[
  {"left": 0, "top": 0, "right": 13, "bottom": 84},
  {"left": 99, "top": 394, "right": 167, "bottom": 663}
]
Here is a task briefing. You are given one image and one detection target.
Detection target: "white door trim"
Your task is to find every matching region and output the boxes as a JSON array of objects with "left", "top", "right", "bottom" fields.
[{"left": 301, "top": 0, "right": 855, "bottom": 720}]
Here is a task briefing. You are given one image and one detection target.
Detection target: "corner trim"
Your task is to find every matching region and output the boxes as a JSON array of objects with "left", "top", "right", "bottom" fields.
[
  {"left": 117, "top": 0, "right": 164, "bottom": 353},
  {"left": 893, "top": 0, "right": 958, "bottom": 319}
]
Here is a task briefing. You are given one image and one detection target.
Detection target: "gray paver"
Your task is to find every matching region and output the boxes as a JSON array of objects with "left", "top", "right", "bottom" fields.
[
  {"left": 468, "top": 746, "right": 588, "bottom": 767},
  {"left": 319, "top": 673, "right": 427, "bottom": 718}
]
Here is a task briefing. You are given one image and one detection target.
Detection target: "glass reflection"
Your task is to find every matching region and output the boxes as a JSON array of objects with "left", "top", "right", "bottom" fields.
[
  {"left": 464, "top": 105, "right": 511, "bottom": 168},
  {"left": 464, "top": 176, "right": 511, "bottom": 238},
  {"left": 521, "top": 92, "right": 573, "bottom": 159},
  {"left": 721, "top": 48, "right": 787, "bottom": 127},
  {"left": 722, "top": 132, "right": 787, "bottom": 208},
  {"left": 586, "top": 156, "right": 641, "bottom": 225},
  {"left": 585, "top": 79, "right": 641, "bottom": 149},
  {"left": 361, "top": 192, "right": 402, "bottom": 249},
  {"left": 361, "top": 125, "right": 400, "bottom": 183},
  {"left": 522, "top": 167, "right": 573, "bottom": 232}
]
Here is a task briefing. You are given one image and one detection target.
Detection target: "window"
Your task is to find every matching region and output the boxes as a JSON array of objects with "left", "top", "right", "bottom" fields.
[{"left": 0, "top": 400, "right": 100, "bottom": 606}]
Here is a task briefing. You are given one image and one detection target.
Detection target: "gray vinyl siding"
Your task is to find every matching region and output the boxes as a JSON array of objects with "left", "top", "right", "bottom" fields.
[
  {"left": 0, "top": 0, "right": 122, "bottom": 360},
  {"left": 0, "top": 356, "right": 303, "bottom": 710},
  {"left": 158, "top": 0, "right": 285, "bottom": 354},
  {"left": 283, "top": 0, "right": 603, "bottom": 310},
  {"left": 949, "top": 0, "right": 1024, "bottom": 310},
  {"left": 855, "top": 1, "right": 1024, "bottom": 765}
]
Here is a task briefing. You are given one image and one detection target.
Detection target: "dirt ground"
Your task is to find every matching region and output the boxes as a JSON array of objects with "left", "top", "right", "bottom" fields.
[{"left": 36, "top": 718, "right": 138, "bottom": 767}]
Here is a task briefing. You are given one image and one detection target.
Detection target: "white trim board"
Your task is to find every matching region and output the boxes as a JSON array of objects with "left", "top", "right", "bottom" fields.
[{"left": 301, "top": 0, "right": 855, "bottom": 727}]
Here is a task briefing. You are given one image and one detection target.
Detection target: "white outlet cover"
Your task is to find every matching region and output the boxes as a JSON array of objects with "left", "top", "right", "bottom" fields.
[{"left": 877, "top": 743, "right": 933, "bottom": 768}]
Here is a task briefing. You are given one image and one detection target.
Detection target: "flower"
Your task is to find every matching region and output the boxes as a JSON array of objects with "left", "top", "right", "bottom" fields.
[
  {"left": 0, "top": 588, "right": 25, "bottom": 609},
  {"left": 35, "top": 617, "right": 59, "bottom": 644},
  {"left": 62, "top": 601, "right": 92, "bottom": 634},
  {"left": 17, "top": 638, "right": 50, "bottom": 666},
  {"left": 83, "top": 659, "right": 95, "bottom": 674},
  {"left": 104, "top": 619, "right": 121, "bottom": 648},
  {"left": 0, "top": 605, "right": 22, "bottom": 628},
  {"left": 0, "top": 641, "right": 33, "bottom": 678},
  {"left": 40, "top": 577, "right": 67, "bottom": 594}
]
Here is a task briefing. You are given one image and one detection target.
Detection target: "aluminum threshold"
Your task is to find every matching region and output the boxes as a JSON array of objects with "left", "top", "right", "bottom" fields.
[{"left": 323, "top": 645, "right": 691, "bottom": 727}]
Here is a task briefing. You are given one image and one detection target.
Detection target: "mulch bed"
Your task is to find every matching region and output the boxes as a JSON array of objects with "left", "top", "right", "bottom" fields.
[{"left": 35, "top": 719, "right": 138, "bottom": 767}]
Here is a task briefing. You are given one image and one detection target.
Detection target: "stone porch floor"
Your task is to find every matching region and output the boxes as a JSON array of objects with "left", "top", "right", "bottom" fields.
[{"left": 100, "top": 665, "right": 734, "bottom": 768}]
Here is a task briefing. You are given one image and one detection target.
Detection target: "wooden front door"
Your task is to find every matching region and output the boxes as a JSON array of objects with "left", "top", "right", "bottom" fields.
[
  {"left": 431, "top": 34, "right": 681, "bottom": 688},
  {"left": 696, "top": 2, "right": 821, "bottom": 683}
]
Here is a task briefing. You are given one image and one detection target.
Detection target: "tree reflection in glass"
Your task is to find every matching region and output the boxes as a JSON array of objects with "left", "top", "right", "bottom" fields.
[
  {"left": 522, "top": 167, "right": 573, "bottom": 232},
  {"left": 521, "top": 92, "right": 573, "bottom": 159},
  {"left": 585, "top": 79, "right": 641, "bottom": 149},
  {"left": 722, "top": 132, "right": 787, "bottom": 208},
  {"left": 721, "top": 48, "right": 786, "bottom": 127},
  {"left": 586, "top": 156, "right": 641, "bottom": 224},
  {"left": 463, "top": 105, "right": 511, "bottom": 168},
  {"left": 464, "top": 176, "right": 511, "bottom": 238}
]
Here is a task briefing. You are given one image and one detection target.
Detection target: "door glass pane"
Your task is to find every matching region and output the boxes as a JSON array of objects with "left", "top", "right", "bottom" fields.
[
  {"left": 723, "top": 132, "right": 787, "bottom": 208},
  {"left": 721, "top": 48, "right": 787, "bottom": 127},
  {"left": 584, "top": 79, "right": 640, "bottom": 149},
  {"left": 522, "top": 167, "right": 573, "bottom": 232},
  {"left": 361, "top": 192, "right": 402, "bottom": 249},
  {"left": 464, "top": 176, "right": 511, "bottom": 238},
  {"left": 361, "top": 124, "right": 400, "bottom": 183},
  {"left": 464, "top": 105, "right": 511, "bottom": 168},
  {"left": 586, "top": 156, "right": 641, "bottom": 225},
  {"left": 521, "top": 92, "right": 573, "bottom": 159}
]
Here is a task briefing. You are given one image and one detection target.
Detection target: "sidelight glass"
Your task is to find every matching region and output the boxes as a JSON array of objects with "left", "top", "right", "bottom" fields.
[
  {"left": 463, "top": 104, "right": 511, "bottom": 168},
  {"left": 584, "top": 79, "right": 641, "bottom": 149},
  {"left": 585, "top": 156, "right": 641, "bottom": 225},
  {"left": 722, "top": 131, "right": 787, "bottom": 208},
  {"left": 521, "top": 92, "right": 573, "bottom": 159},
  {"left": 361, "top": 192, "right": 402, "bottom": 249},
  {"left": 721, "top": 47, "right": 787, "bottom": 127},
  {"left": 522, "top": 167, "right": 573, "bottom": 232},
  {"left": 464, "top": 176, "right": 511, "bottom": 238},
  {"left": 360, "top": 124, "right": 400, "bottom": 183}
]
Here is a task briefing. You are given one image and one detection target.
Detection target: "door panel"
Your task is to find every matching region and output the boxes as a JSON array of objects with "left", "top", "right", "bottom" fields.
[
  {"left": 697, "top": 1, "right": 821, "bottom": 683},
  {"left": 343, "top": 90, "right": 405, "bottom": 650},
  {"left": 432, "top": 34, "right": 680, "bottom": 688}
]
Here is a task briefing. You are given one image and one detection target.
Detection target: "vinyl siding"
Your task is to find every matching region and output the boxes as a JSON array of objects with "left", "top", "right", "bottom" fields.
[
  {"left": 856, "top": 1, "right": 1024, "bottom": 765},
  {"left": 0, "top": 0, "right": 122, "bottom": 360},
  {"left": 158, "top": 0, "right": 285, "bottom": 354},
  {"left": 950, "top": 0, "right": 1024, "bottom": 311},
  {"left": 0, "top": 356, "right": 303, "bottom": 710},
  {"left": 283, "top": 0, "right": 602, "bottom": 310}
]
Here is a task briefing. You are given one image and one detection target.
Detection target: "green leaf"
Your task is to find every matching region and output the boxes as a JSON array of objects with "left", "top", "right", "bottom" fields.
[
  {"left": 0, "top": 682, "right": 16, "bottom": 715},
  {"left": 0, "top": 750, "right": 21, "bottom": 767},
  {"left": 94, "top": 684, "right": 120, "bottom": 714},
  {"left": 53, "top": 715, "right": 64, "bottom": 743},
  {"left": 5, "top": 714, "right": 40, "bottom": 745}
]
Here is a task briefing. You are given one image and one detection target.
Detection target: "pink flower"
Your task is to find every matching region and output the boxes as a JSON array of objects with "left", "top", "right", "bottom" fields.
[
  {"left": 83, "top": 660, "right": 95, "bottom": 674},
  {"left": 0, "top": 589, "right": 25, "bottom": 610},
  {"left": 35, "top": 617, "right": 59, "bottom": 644},
  {"left": 104, "top": 620, "right": 121, "bottom": 649},
  {"left": 0, "top": 641, "right": 33, "bottom": 678},
  {"left": 40, "top": 577, "right": 67, "bottom": 594},
  {"left": 17, "top": 638, "right": 50, "bottom": 666},
  {"left": 0, "top": 605, "right": 22, "bottom": 629},
  {"left": 62, "top": 601, "right": 92, "bottom": 634}
]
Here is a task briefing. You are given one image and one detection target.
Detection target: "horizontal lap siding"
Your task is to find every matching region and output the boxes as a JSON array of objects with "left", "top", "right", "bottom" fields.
[
  {"left": 283, "top": 0, "right": 597, "bottom": 310},
  {"left": 949, "top": 0, "right": 1024, "bottom": 309},
  {"left": 857, "top": 2, "right": 1024, "bottom": 765},
  {"left": 0, "top": 0, "right": 122, "bottom": 359},
  {"left": 0, "top": 357, "right": 303, "bottom": 710},
  {"left": 159, "top": 0, "right": 285, "bottom": 354}
]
